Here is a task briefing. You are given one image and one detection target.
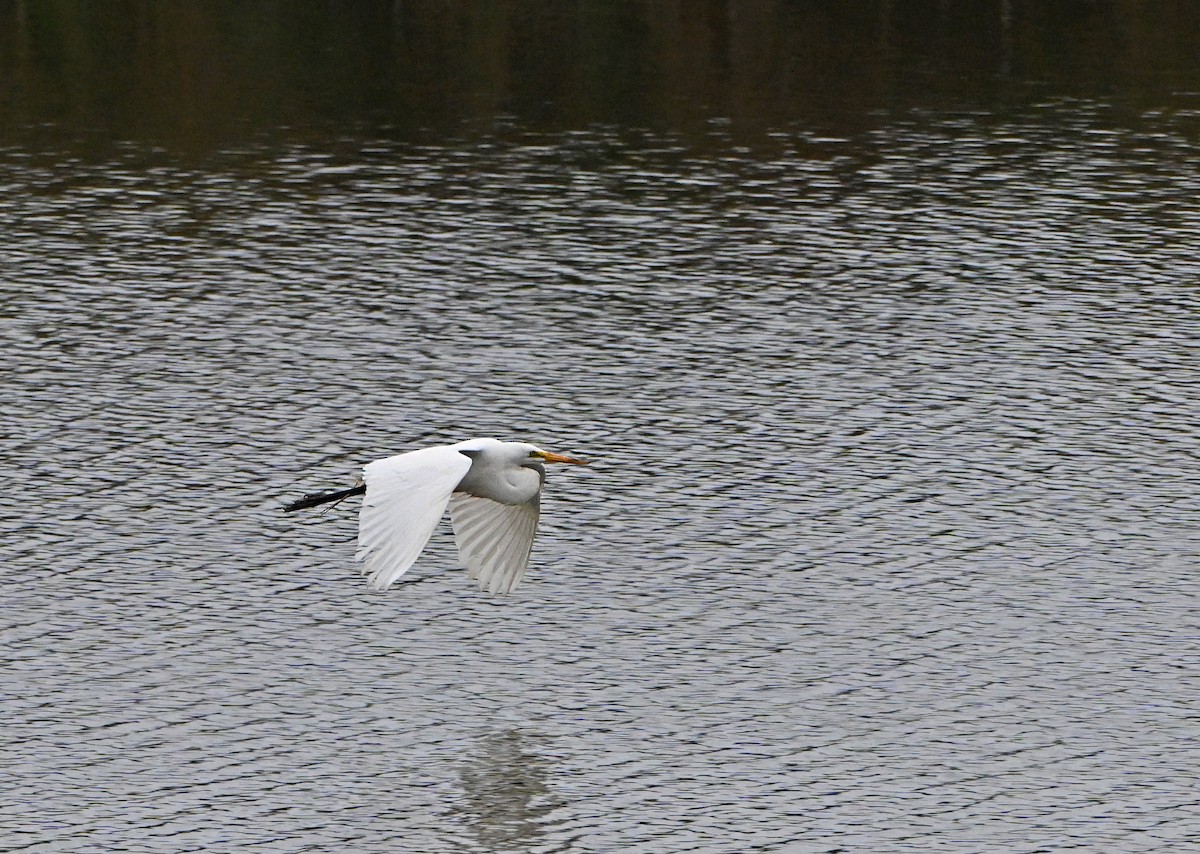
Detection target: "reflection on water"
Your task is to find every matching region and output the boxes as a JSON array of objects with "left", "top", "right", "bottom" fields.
[
  {"left": 4, "top": 110, "right": 1197, "bottom": 850},
  {"left": 3, "top": 3, "right": 1200, "bottom": 853},
  {"left": 3, "top": 0, "right": 1200, "bottom": 151},
  {"left": 458, "top": 730, "right": 561, "bottom": 851}
]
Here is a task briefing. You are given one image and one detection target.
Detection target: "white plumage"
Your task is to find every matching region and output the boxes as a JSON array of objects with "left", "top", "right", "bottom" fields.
[
  {"left": 290, "top": 438, "right": 587, "bottom": 595},
  {"left": 448, "top": 493, "right": 540, "bottom": 595},
  {"left": 355, "top": 445, "right": 472, "bottom": 592}
]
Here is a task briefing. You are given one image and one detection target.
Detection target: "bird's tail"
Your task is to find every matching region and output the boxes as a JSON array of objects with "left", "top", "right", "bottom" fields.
[{"left": 283, "top": 484, "right": 366, "bottom": 512}]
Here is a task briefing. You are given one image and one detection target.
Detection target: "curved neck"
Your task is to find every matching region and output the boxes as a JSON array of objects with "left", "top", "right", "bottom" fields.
[{"left": 457, "top": 458, "right": 544, "bottom": 505}]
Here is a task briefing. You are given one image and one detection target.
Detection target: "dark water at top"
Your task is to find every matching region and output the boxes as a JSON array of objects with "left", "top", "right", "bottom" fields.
[{"left": 3, "top": 3, "right": 1200, "bottom": 852}]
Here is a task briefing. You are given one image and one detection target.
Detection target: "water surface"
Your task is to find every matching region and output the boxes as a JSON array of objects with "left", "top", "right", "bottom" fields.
[{"left": 3, "top": 4, "right": 1200, "bottom": 853}]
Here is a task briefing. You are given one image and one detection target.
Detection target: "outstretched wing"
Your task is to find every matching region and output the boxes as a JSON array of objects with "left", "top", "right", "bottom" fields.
[
  {"left": 448, "top": 493, "right": 540, "bottom": 595},
  {"left": 356, "top": 446, "right": 473, "bottom": 591}
]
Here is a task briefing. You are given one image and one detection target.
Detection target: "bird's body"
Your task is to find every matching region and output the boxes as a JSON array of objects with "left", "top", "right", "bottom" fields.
[{"left": 285, "top": 438, "right": 586, "bottom": 595}]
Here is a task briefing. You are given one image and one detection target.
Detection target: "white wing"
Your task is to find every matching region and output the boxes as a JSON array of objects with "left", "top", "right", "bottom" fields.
[
  {"left": 448, "top": 493, "right": 540, "bottom": 595},
  {"left": 355, "top": 446, "right": 473, "bottom": 591}
]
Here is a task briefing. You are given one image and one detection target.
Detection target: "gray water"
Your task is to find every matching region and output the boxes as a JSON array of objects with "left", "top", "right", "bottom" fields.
[{"left": 4, "top": 98, "right": 1200, "bottom": 854}]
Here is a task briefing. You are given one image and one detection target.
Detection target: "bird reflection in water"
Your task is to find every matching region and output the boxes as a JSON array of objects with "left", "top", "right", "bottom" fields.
[{"left": 456, "top": 729, "right": 563, "bottom": 850}]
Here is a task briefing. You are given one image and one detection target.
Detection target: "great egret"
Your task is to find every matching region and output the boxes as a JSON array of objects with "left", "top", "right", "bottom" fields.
[{"left": 285, "top": 438, "right": 588, "bottom": 595}]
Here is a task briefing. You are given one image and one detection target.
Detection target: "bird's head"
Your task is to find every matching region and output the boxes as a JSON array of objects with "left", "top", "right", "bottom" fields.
[{"left": 455, "top": 438, "right": 589, "bottom": 468}]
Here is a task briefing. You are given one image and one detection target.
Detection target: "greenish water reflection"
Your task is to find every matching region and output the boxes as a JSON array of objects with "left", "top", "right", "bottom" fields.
[{"left": 3, "top": 0, "right": 1200, "bottom": 153}]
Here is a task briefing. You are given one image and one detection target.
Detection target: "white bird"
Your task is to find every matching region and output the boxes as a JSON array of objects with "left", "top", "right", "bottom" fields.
[{"left": 285, "top": 438, "right": 588, "bottom": 594}]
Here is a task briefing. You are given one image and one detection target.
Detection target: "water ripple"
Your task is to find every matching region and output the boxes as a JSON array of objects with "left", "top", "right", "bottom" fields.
[{"left": 4, "top": 108, "right": 1199, "bottom": 851}]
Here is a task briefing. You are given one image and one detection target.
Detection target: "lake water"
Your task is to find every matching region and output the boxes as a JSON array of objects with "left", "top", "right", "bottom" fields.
[{"left": 3, "top": 3, "right": 1200, "bottom": 852}]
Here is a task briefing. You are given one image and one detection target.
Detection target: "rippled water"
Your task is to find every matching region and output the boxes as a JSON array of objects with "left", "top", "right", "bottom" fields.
[{"left": 4, "top": 106, "right": 1200, "bottom": 851}]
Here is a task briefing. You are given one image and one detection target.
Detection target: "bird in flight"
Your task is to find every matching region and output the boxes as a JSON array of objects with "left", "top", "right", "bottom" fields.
[{"left": 285, "top": 438, "right": 588, "bottom": 595}]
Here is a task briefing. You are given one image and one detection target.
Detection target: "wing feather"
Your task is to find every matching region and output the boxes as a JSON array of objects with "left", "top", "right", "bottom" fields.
[
  {"left": 355, "top": 447, "right": 473, "bottom": 591},
  {"left": 448, "top": 493, "right": 540, "bottom": 595}
]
